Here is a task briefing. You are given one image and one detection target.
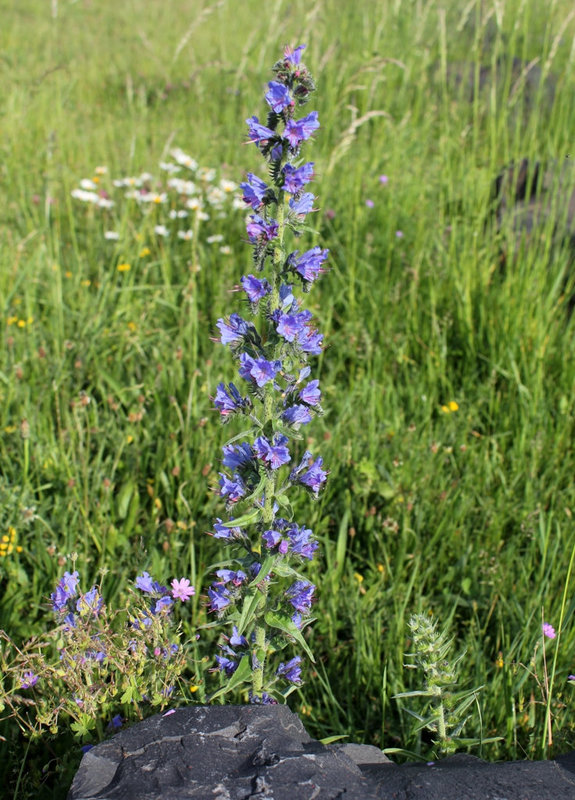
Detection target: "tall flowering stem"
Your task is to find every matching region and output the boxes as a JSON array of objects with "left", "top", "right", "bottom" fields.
[{"left": 209, "top": 45, "right": 328, "bottom": 703}]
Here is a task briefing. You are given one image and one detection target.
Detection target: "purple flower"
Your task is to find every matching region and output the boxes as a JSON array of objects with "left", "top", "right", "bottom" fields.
[
  {"left": 284, "top": 44, "right": 306, "bottom": 66},
  {"left": 287, "top": 524, "right": 318, "bottom": 559},
  {"left": 108, "top": 714, "right": 124, "bottom": 730},
  {"left": 246, "top": 116, "right": 276, "bottom": 144},
  {"left": 241, "top": 173, "right": 269, "bottom": 210},
  {"left": 543, "top": 622, "right": 556, "bottom": 639},
  {"left": 395, "top": 230, "right": 404, "bottom": 239},
  {"left": 51, "top": 570, "right": 80, "bottom": 612},
  {"left": 265, "top": 81, "right": 293, "bottom": 113},
  {"left": 212, "top": 518, "right": 244, "bottom": 540},
  {"left": 230, "top": 626, "right": 248, "bottom": 647},
  {"left": 246, "top": 214, "right": 279, "bottom": 243},
  {"left": 76, "top": 587, "right": 103, "bottom": 616},
  {"left": 299, "top": 379, "right": 321, "bottom": 406},
  {"left": 296, "top": 325, "right": 323, "bottom": 355},
  {"left": 299, "top": 456, "right": 327, "bottom": 494},
  {"left": 241, "top": 274, "right": 271, "bottom": 303},
  {"left": 135, "top": 572, "right": 165, "bottom": 594},
  {"left": 365, "top": 199, "right": 374, "bottom": 208},
  {"left": 277, "top": 655, "right": 302, "bottom": 683},
  {"left": 21, "top": 670, "right": 39, "bottom": 689},
  {"left": 216, "top": 569, "right": 247, "bottom": 586},
  {"left": 282, "top": 162, "right": 314, "bottom": 193},
  {"left": 262, "top": 528, "right": 282, "bottom": 549},
  {"left": 275, "top": 309, "right": 312, "bottom": 342},
  {"left": 286, "top": 580, "right": 315, "bottom": 613},
  {"left": 254, "top": 434, "right": 291, "bottom": 470},
  {"left": 222, "top": 442, "right": 253, "bottom": 471},
  {"left": 238, "top": 353, "right": 282, "bottom": 387},
  {"left": 153, "top": 595, "right": 174, "bottom": 615},
  {"left": 284, "top": 112, "right": 320, "bottom": 149},
  {"left": 208, "top": 583, "right": 232, "bottom": 612},
  {"left": 379, "top": 174, "right": 388, "bottom": 185},
  {"left": 289, "top": 192, "right": 315, "bottom": 217},
  {"left": 219, "top": 473, "right": 246, "bottom": 503},
  {"left": 171, "top": 578, "right": 195, "bottom": 602},
  {"left": 213, "top": 382, "right": 248, "bottom": 417},
  {"left": 288, "top": 247, "right": 329, "bottom": 284},
  {"left": 216, "top": 313, "right": 251, "bottom": 345},
  {"left": 282, "top": 405, "right": 312, "bottom": 426},
  {"left": 290, "top": 450, "right": 313, "bottom": 479},
  {"left": 215, "top": 655, "right": 238, "bottom": 675}
]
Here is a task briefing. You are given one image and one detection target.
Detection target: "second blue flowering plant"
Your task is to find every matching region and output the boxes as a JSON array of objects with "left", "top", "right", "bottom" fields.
[{"left": 210, "top": 44, "right": 329, "bottom": 704}]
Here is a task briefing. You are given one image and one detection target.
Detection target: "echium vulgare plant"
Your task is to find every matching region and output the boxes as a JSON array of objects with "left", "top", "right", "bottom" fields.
[{"left": 209, "top": 44, "right": 329, "bottom": 704}]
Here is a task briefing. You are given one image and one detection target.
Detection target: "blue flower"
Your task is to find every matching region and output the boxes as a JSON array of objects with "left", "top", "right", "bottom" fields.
[
  {"left": 289, "top": 192, "right": 315, "bottom": 217},
  {"left": 246, "top": 116, "right": 276, "bottom": 144},
  {"left": 240, "top": 173, "right": 270, "bottom": 210},
  {"left": 21, "top": 670, "right": 39, "bottom": 689},
  {"left": 275, "top": 309, "right": 312, "bottom": 342},
  {"left": 296, "top": 456, "right": 327, "bottom": 495},
  {"left": 76, "top": 586, "right": 103, "bottom": 616},
  {"left": 282, "top": 162, "right": 314, "bottom": 193},
  {"left": 216, "top": 313, "right": 251, "bottom": 345},
  {"left": 286, "top": 580, "right": 315, "bottom": 613},
  {"left": 254, "top": 434, "right": 291, "bottom": 470},
  {"left": 288, "top": 247, "right": 329, "bottom": 284},
  {"left": 208, "top": 583, "right": 232, "bottom": 613},
  {"left": 222, "top": 442, "right": 254, "bottom": 471},
  {"left": 296, "top": 325, "right": 323, "bottom": 355},
  {"left": 238, "top": 354, "right": 282, "bottom": 387},
  {"left": 215, "top": 654, "right": 238, "bottom": 675},
  {"left": 284, "top": 44, "right": 306, "bottom": 66},
  {"left": 265, "top": 81, "right": 293, "bottom": 113},
  {"left": 246, "top": 214, "right": 279, "bottom": 243},
  {"left": 212, "top": 518, "right": 244, "bottom": 540},
  {"left": 215, "top": 569, "right": 247, "bottom": 586},
  {"left": 241, "top": 274, "right": 271, "bottom": 303},
  {"left": 230, "top": 625, "right": 248, "bottom": 647},
  {"left": 213, "top": 382, "right": 249, "bottom": 417},
  {"left": 284, "top": 112, "right": 320, "bottom": 149},
  {"left": 282, "top": 405, "right": 312, "bottom": 426},
  {"left": 219, "top": 473, "right": 247, "bottom": 503},
  {"left": 277, "top": 655, "right": 302, "bottom": 683},
  {"left": 51, "top": 570, "right": 80, "bottom": 612},
  {"left": 299, "top": 379, "right": 321, "bottom": 406}
]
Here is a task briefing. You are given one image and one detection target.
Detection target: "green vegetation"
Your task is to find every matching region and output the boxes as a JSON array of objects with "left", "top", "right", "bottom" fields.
[{"left": 1, "top": 0, "right": 575, "bottom": 795}]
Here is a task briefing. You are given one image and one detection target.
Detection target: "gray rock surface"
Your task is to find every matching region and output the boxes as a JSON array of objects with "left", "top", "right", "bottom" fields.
[{"left": 68, "top": 705, "right": 575, "bottom": 800}]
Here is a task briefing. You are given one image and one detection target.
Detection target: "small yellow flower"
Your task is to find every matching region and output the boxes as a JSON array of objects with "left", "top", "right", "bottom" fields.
[
  {"left": 117, "top": 263, "right": 131, "bottom": 272},
  {"left": 377, "top": 563, "right": 385, "bottom": 573},
  {"left": 139, "top": 247, "right": 151, "bottom": 257},
  {"left": 17, "top": 319, "right": 26, "bottom": 328},
  {"left": 448, "top": 401, "right": 459, "bottom": 412},
  {"left": 154, "top": 497, "right": 162, "bottom": 510},
  {"left": 126, "top": 435, "right": 134, "bottom": 444},
  {"left": 7, "top": 316, "right": 18, "bottom": 325},
  {"left": 189, "top": 685, "right": 200, "bottom": 693},
  {"left": 65, "top": 271, "right": 73, "bottom": 278},
  {"left": 127, "top": 321, "right": 137, "bottom": 332},
  {"left": 4, "top": 425, "right": 16, "bottom": 434},
  {"left": 353, "top": 572, "right": 364, "bottom": 583},
  {"left": 81, "top": 279, "right": 91, "bottom": 287},
  {"left": 495, "top": 652, "right": 504, "bottom": 669},
  {"left": 441, "top": 405, "right": 449, "bottom": 413}
]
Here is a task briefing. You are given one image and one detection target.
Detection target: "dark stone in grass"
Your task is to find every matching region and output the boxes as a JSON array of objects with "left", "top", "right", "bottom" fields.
[{"left": 68, "top": 705, "right": 575, "bottom": 800}]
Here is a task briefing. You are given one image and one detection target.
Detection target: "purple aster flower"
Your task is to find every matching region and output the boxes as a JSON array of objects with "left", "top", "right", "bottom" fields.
[
  {"left": 275, "top": 309, "right": 312, "bottom": 342},
  {"left": 284, "top": 112, "right": 320, "bottom": 149},
  {"left": 282, "top": 405, "right": 312, "bottom": 426},
  {"left": 21, "top": 670, "right": 39, "bottom": 689},
  {"left": 216, "top": 313, "right": 251, "bottom": 345},
  {"left": 219, "top": 473, "right": 246, "bottom": 503},
  {"left": 282, "top": 162, "right": 314, "bottom": 193},
  {"left": 238, "top": 353, "right": 282, "bottom": 387},
  {"left": 171, "top": 578, "right": 195, "bottom": 602},
  {"left": 299, "top": 379, "right": 321, "bottom": 406},
  {"left": 543, "top": 622, "right": 556, "bottom": 639},
  {"left": 254, "top": 434, "right": 291, "bottom": 470},
  {"left": 246, "top": 214, "right": 279, "bottom": 243},
  {"left": 288, "top": 247, "right": 329, "bottom": 284},
  {"left": 265, "top": 81, "right": 293, "bottom": 113},
  {"left": 222, "top": 442, "right": 254, "bottom": 471},
  {"left": 289, "top": 192, "right": 315, "bottom": 217},
  {"left": 277, "top": 655, "right": 302, "bottom": 683},
  {"left": 286, "top": 580, "right": 315, "bottom": 613},
  {"left": 240, "top": 173, "right": 269, "bottom": 210},
  {"left": 297, "top": 456, "right": 327, "bottom": 495},
  {"left": 213, "top": 382, "right": 249, "bottom": 417},
  {"left": 284, "top": 44, "right": 306, "bottom": 66},
  {"left": 296, "top": 325, "right": 323, "bottom": 355},
  {"left": 241, "top": 274, "right": 271, "bottom": 303},
  {"left": 246, "top": 115, "right": 276, "bottom": 144},
  {"left": 208, "top": 583, "right": 232, "bottom": 613}
]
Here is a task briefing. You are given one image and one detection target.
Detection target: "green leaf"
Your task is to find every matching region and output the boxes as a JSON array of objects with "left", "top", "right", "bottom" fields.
[
  {"left": 219, "top": 508, "right": 261, "bottom": 528},
  {"left": 209, "top": 655, "right": 252, "bottom": 701},
  {"left": 223, "top": 429, "right": 258, "bottom": 447},
  {"left": 248, "top": 554, "right": 276, "bottom": 587},
  {"left": 264, "top": 611, "right": 315, "bottom": 663},
  {"left": 272, "top": 561, "right": 309, "bottom": 582},
  {"left": 238, "top": 587, "right": 265, "bottom": 635}
]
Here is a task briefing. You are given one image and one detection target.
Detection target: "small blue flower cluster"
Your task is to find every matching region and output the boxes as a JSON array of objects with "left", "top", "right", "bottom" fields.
[{"left": 209, "top": 45, "right": 328, "bottom": 702}]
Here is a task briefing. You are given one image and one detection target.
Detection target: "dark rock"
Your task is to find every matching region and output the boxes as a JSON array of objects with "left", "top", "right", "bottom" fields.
[{"left": 68, "top": 705, "right": 575, "bottom": 800}]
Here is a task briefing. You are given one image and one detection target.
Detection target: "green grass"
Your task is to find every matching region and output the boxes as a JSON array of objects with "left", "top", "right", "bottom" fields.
[{"left": 1, "top": 0, "right": 575, "bottom": 795}]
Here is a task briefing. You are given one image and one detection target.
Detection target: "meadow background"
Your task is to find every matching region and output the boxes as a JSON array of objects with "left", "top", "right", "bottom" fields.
[{"left": 1, "top": 0, "right": 575, "bottom": 795}]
